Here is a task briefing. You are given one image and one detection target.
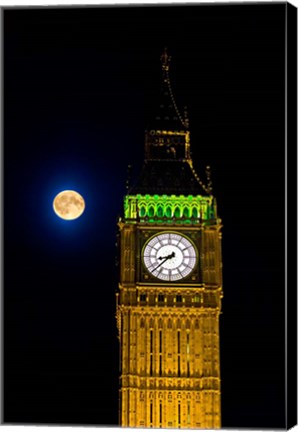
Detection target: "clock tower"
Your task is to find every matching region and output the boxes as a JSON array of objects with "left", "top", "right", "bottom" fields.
[{"left": 116, "top": 49, "right": 223, "bottom": 429}]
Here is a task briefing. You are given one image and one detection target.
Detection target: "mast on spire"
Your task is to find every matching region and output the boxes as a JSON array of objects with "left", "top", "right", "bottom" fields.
[{"left": 161, "top": 47, "right": 171, "bottom": 72}]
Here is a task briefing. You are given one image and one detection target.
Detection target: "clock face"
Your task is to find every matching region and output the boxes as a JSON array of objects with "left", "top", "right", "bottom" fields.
[{"left": 142, "top": 232, "right": 197, "bottom": 281}]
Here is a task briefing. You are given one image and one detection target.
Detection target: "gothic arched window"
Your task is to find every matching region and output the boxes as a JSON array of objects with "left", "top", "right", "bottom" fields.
[
  {"left": 165, "top": 206, "right": 172, "bottom": 217},
  {"left": 157, "top": 206, "right": 163, "bottom": 217},
  {"left": 139, "top": 206, "right": 146, "bottom": 217},
  {"left": 174, "top": 207, "right": 181, "bottom": 218},
  {"left": 148, "top": 206, "right": 155, "bottom": 217},
  {"left": 192, "top": 207, "right": 198, "bottom": 218},
  {"left": 183, "top": 206, "right": 190, "bottom": 218}
]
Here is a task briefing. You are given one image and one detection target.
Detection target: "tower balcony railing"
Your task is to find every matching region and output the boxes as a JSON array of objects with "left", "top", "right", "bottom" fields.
[{"left": 123, "top": 215, "right": 218, "bottom": 226}]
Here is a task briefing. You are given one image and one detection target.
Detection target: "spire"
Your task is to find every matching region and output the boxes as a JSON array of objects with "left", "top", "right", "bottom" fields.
[
  {"left": 144, "top": 49, "right": 191, "bottom": 162},
  {"left": 206, "top": 165, "right": 213, "bottom": 194},
  {"left": 152, "top": 47, "right": 188, "bottom": 130}
]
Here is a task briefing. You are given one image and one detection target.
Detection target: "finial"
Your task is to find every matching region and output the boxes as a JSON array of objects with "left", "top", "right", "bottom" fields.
[{"left": 161, "top": 47, "right": 171, "bottom": 72}]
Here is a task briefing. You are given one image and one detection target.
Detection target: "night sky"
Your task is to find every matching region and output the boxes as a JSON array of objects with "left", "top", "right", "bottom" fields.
[{"left": 4, "top": 3, "right": 286, "bottom": 428}]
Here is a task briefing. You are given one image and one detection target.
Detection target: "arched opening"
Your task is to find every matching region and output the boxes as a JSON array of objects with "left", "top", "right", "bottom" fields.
[
  {"left": 148, "top": 206, "right": 155, "bottom": 217},
  {"left": 192, "top": 207, "right": 198, "bottom": 218},
  {"left": 183, "top": 206, "right": 190, "bottom": 218},
  {"left": 157, "top": 206, "right": 163, "bottom": 217},
  {"left": 139, "top": 206, "right": 146, "bottom": 217},
  {"left": 165, "top": 206, "right": 172, "bottom": 218},
  {"left": 174, "top": 206, "right": 180, "bottom": 218}
]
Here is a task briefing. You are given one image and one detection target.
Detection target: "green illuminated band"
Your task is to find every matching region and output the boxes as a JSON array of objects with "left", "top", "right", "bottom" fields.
[{"left": 124, "top": 194, "right": 217, "bottom": 223}]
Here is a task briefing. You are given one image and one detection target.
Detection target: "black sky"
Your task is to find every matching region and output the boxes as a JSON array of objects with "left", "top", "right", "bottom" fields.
[{"left": 4, "top": 3, "right": 286, "bottom": 428}]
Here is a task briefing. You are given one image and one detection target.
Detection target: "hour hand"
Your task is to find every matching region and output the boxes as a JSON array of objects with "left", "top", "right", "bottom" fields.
[
  {"left": 153, "top": 256, "right": 170, "bottom": 272},
  {"left": 153, "top": 252, "right": 175, "bottom": 272},
  {"left": 158, "top": 251, "right": 175, "bottom": 261}
]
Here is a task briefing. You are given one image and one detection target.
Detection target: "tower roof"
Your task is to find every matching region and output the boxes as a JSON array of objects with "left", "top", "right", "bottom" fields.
[
  {"left": 128, "top": 49, "right": 210, "bottom": 197},
  {"left": 128, "top": 159, "right": 208, "bottom": 195}
]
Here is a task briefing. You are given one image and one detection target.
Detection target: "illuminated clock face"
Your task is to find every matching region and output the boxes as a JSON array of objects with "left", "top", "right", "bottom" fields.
[{"left": 143, "top": 232, "right": 197, "bottom": 281}]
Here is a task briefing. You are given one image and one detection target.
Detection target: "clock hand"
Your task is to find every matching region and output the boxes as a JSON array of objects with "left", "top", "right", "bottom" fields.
[
  {"left": 153, "top": 252, "right": 176, "bottom": 272},
  {"left": 153, "top": 256, "right": 170, "bottom": 272},
  {"left": 158, "top": 251, "right": 176, "bottom": 260}
]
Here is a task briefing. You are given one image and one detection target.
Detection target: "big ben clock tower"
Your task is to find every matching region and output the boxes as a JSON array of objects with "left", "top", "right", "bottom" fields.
[{"left": 116, "top": 49, "right": 223, "bottom": 429}]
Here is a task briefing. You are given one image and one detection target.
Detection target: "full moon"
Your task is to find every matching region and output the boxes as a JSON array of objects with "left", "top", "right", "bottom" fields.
[{"left": 53, "top": 190, "right": 85, "bottom": 220}]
